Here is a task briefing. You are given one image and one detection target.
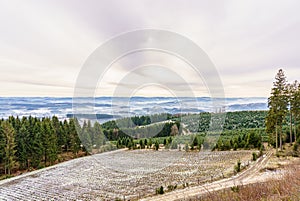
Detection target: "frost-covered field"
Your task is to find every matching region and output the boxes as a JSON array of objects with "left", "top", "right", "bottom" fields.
[{"left": 0, "top": 149, "right": 253, "bottom": 201}]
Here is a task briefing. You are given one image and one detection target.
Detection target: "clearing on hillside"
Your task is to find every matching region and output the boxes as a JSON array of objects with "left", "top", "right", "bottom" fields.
[{"left": 0, "top": 149, "right": 254, "bottom": 200}]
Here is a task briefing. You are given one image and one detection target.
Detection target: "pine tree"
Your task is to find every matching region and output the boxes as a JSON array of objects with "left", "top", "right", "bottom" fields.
[
  {"left": 16, "top": 125, "right": 30, "bottom": 169},
  {"left": 69, "top": 118, "right": 81, "bottom": 156},
  {"left": 0, "top": 123, "right": 5, "bottom": 165},
  {"left": 80, "top": 120, "right": 93, "bottom": 153},
  {"left": 2, "top": 121, "right": 17, "bottom": 175},
  {"left": 30, "top": 122, "right": 43, "bottom": 168},
  {"left": 266, "top": 69, "right": 288, "bottom": 153},
  {"left": 62, "top": 120, "right": 71, "bottom": 152},
  {"left": 41, "top": 119, "right": 57, "bottom": 166},
  {"left": 286, "top": 83, "right": 297, "bottom": 144},
  {"left": 52, "top": 116, "right": 64, "bottom": 154},
  {"left": 291, "top": 81, "right": 300, "bottom": 142},
  {"left": 93, "top": 122, "right": 105, "bottom": 149}
]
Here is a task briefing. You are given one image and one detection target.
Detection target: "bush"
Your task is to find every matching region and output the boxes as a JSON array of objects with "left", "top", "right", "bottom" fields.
[
  {"left": 259, "top": 145, "right": 264, "bottom": 156},
  {"left": 154, "top": 141, "right": 159, "bottom": 151},
  {"left": 231, "top": 185, "right": 240, "bottom": 193},
  {"left": 233, "top": 143, "right": 238, "bottom": 151},
  {"left": 252, "top": 152, "right": 258, "bottom": 161},
  {"left": 185, "top": 143, "right": 189, "bottom": 152},
  {"left": 234, "top": 160, "right": 241, "bottom": 173},
  {"left": 293, "top": 143, "right": 298, "bottom": 152},
  {"left": 167, "top": 184, "right": 177, "bottom": 191},
  {"left": 156, "top": 186, "right": 164, "bottom": 194}
]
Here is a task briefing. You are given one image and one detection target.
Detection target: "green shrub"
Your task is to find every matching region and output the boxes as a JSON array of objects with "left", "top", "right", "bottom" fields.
[
  {"left": 293, "top": 143, "right": 298, "bottom": 151},
  {"left": 167, "top": 184, "right": 177, "bottom": 191},
  {"left": 156, "top": 186, "right": 164, "bottom": 194},
  {"left": 185, "top": 143, "right": 189, "bottom": 152},
  {"left": 252, "top": 152, "right": 258, "bottom": 161},
  {"left": 231, "top": 185, "right": 240, "bottom": 193},
  {"left": 234, "top": 160, "right": 241, "bottom": 173}
]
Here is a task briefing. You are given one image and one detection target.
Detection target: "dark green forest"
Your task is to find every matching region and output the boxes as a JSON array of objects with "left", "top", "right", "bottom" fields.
[{"left": 1, "top": 109, "right": 300, "bottom": 178}]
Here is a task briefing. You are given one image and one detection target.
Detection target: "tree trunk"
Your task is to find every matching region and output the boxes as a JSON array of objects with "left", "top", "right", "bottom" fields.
[
  {"left": 295, "top": 120, "right": 297, "bottom": 142},
  {"left": 279, "top": 126, "right": 283, "bottom": 151},
  {"left": 27, "top": 159, "right": 29, "bottom": 169},
  {"left": 44, "top": 152, "right": 47, "bottom": 167},
  {"left": 290, "top": 112, "right": 293, "bottom": 144},
  {"left": 275, "top": 124, "right": 278, "bottom": 154}
]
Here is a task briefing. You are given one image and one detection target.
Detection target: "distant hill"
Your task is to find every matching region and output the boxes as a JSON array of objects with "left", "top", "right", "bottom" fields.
[{"left": 0, "top": 97, "right": 268, "bottom": 121}]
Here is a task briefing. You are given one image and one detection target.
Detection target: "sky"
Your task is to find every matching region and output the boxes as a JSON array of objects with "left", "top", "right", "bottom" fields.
[{"left": 0, "top": 0, "right": 300, "bottom": 98}]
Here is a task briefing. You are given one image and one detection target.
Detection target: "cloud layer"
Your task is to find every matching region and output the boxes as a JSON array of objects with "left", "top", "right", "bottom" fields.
[{"left": 0, "top": 0, "right": 299, "bottom": 97}]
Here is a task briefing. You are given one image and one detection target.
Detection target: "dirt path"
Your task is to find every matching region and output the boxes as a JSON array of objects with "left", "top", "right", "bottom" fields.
[{"left": 140, "top": 151, "right": 273, "bottom": 201}]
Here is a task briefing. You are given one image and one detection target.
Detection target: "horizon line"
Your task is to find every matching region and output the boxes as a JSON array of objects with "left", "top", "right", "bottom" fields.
[{"left": 0, "top": 96, "right": 268, "bottom": 99}]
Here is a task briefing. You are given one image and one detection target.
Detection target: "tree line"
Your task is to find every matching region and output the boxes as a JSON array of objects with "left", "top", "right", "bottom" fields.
[
  {"left": 182, "top": 111, "right": 267, "bottom": 133},
  {"left": 0, "top": 115, "right": 182, "bottom": 176},
  {"left": 0, "top": 116, "right": 109, "bottom": 177},
  {"left": 102, "top": 120, "right": 180, "bottom": 140}
]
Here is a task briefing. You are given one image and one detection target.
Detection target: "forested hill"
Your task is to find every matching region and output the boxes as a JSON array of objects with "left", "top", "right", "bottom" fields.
[
  {"left": 181, "top": 111, "right": 267, "bottom": 133},
  {"left": 1, "top": 109, "right": 299, "bottom": 177},
  {"left": 98, "top": 111, "right": 268, "bottom": 140}
]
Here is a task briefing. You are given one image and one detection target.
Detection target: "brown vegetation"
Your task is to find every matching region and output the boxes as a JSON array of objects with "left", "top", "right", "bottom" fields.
[{"left": 197, "top": 158, "right": 300, "bottom": 201}]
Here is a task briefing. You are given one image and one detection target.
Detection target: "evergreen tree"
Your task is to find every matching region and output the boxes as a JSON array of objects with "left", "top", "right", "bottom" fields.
[
  {"left": 287, "top": 83, "right": 296, "bottom": 144},
  {"left": 2, "top": 121, "right": 16, "bottom": 175},
  {"left": 16, "top": 125, "right": 30, "bottom": 169},
  {"left": 266, "top": 69, "right": 288, "bottom": 152},
  {"left": 41, "top": 119, "right": 57, "bottom": 166},
  {"left": 80, "top": 120, "right": 93, "bottom": 153},
  {"left": 30, "top": 122, "right": 43, "bottom": 168},
  {"left": 62, "top": 119, "right": 71, "bottom": 152},
  {"left": 52, "top": 116, "right": 64, "bottom": 154},
  {"left": 154, "top": 140, "right": 159, "bottom": 150},
  {"left": 69, "top": 118, "right": 81, "bottom": 155},
  {"left": 93, "top": 121, "right": 105, "bottom": 149},
  {"left": 0, "top": 123, "right": 5, "bottom": 165},
  {"left": 291, "top": 81, "right": 300, "bottom": 142},
  {"left": 148, "top": 138, "right": 153, "bottom": 148}
]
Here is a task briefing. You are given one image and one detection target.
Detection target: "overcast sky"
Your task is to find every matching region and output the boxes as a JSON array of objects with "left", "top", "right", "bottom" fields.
[{"left": 0, "top": 0, "right": 299, "bottom": 97}]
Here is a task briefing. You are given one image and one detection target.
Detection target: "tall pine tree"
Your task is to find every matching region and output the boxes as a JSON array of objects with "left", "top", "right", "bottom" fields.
[
  {"left": 266, "top": 69, "right": 288, "bottom": 153},
  {"left": 2, "top": 121, "right": 16, "bottom": 175},
  {"left": 69, "top": 118, "right": 81, "bottom": 156},
  {"left": 16, "top": 125, "right": 30, "bottom": 169},
  {"left": 291, "top": 81, "right": 300, "bottom": 142}
]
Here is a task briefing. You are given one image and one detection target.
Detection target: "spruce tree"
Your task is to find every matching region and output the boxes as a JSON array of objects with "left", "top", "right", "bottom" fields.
[
  {"left": 30, "top": 122, "right": 43, "bottom": 168},
  {"left": 52, "top": 116, "right": 64, "bottom": 154},
  {"left": 286, "top": 83, "right": 293, "bottom": 144},
  {"left": 291, "top": 81, "right": 300, "bottom": 142},
  {"left": 16, "top": 125, "right": 30, "bottom": 169},
  {"left": 266, "top": 69, "right": 288, "bottom": 152},
  {"left": 93, "top": 121, "right": 105, "bottom": 149},
  {"left": 2, "top": 121, "right": 16, "bottom": 175},
  {"left": 0, "top": 123, "right": 5, "bottom": 165},
  {"left": 69, "top": 118, "right": 81, "bottom": 156},
  {"left": 41, "top": 118, "right": 57, "bottom": 166}
]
